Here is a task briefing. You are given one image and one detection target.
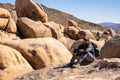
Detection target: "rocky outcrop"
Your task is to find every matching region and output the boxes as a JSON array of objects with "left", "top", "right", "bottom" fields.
[
  {"left": 68, "top": 20, "right": 81, "bottom": 31},
  {"left": 0, "top": 18, "right": 8, "bottom": 29},
  {"left": 0, "top": 30, "right": 20, "bottom": 42},
  {"left": 77, "top": 29, "right": 96, "bottom": 40},
  {"left": 0, "top": 44, "right": 33, "bottom": 80},
  {"left": 0, "top": 2, "right": 119, "bottom": 80},
  {"left": 0, "top": 8, "right": 17, "bottom": 33},
  {"left": 5, "top": 18, "right": 17, "bottom": 33},
  {"left": 0, "top": 7, "right": 11, "bottom": 18},
  {"left": 64, "top": 26, "right": 79, "bottom": 40},
  {"left": 17, "top": 17, "right": 52, "bottom": 38},
  {"left": 1, "top": 38, "right": 72, "bottom": 69},
  {"left": 15, "top": 0, "right": 48, "bottom": 23},
  {"left": 44, "top": 21, "right": 64, "bottom": 39},
  {"left": 14, "top": 58, "right": 120, "bottom": 80},
  {"left": 100, "top": 35, "right": 120, "bottom": 58},
  {"left": 106, "top": 28, "right": 116, "bottom": 37}
]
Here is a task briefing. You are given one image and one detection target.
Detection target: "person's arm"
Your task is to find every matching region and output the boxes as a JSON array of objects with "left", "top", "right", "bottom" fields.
[
  {"left": 86, "top": 43, "right": 93, "bottom": 52},
  {"left": 74, "top": 44, "right": 82, "bottom": 54}
]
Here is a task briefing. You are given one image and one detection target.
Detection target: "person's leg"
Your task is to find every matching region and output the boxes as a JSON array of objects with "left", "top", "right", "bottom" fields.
[
  {"left": 78, "top": 53, "right": 88, "bottom": 65},
  {"left": 86, "top": 52, "right": 95, "bottom": 62},
  {"left": 67, "top": 54, "right": 76, "bottom": 67}
]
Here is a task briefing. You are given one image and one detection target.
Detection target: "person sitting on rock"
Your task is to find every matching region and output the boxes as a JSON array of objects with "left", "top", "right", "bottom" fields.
[{"left": 67, "top": 36, "right": 96, "bottom": 67}]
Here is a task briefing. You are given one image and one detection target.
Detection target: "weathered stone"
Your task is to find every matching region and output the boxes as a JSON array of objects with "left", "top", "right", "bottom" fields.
[
  {"left": 100, "top": 35, "right": 120, "bottom": 58},
  {"left": 0, "top": 30, "right": 20, "bottom": 42},
  {"left": 44, "top": 21, "right": 64, "bottom": 39},
  {"left": 68, "top": 20, "right": 77, "bottom": 27},
  {"left": 0, "top": 44, "right": 33, "bottom": 80},
  {"left": 5, "top": 18, "right": 17, "bottom": 33},
  {"left": 0, "top": 44, "right": 32, "bottom": 69},
  {"left": 0, "top": 66, "right": 33, "bottom": 80},
  {"left": 64, "top": 26, "right": 79, "bottom": 40},
  {"left": 0, "top": 8, "right": 11, "bottom": 18},
  {"left": 106, "top": 28, "right": 116, "bottom": 37},
  {"left": 0, "top": 18, "right": 8, "bottom": 29},
  {"left": 77, "top": 30, "right": 96, "bottom": 40},
  {"left": 68, "top": 20, "right": 81, "bottom": 30},
  {"left": 15, "top": 0, "right": 48, "bottom": 23},
  {"left": 1, "top": 38, "right": 72, "bottom": 69},
  {"left": 17, "top": 17, "right": 52, "bottom": 38}
]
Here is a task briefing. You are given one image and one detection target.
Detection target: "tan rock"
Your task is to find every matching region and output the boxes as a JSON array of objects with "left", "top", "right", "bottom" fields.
[
  {"left": 0, "top": 44, "right": 32, "bottom": 69},
  {"left": 59, "top": 36, "right": 75, "bottom": 52},
  {"left": 0, "top": 8, "right": 11, "bottom": 18},
  {"left": 1, "top": 38, "right": 72, "bottom": 69},
  {"left": 0, "top": 44, "right": 33, "bottom": 80},
  {"left": 17, "top": 17, "right": 52, "bottom": 38},
  {"left": 0, "top": 65, "right": 33, "bottom": 80},
  {"left": 44, "top": 21, "right": 64, "bottom": 33},
  {"left": 68, "top": 20, "right": 77, "bottom": 27},
  {"left": 44, "top": 21, "right": 65, "bottom": 39},
  {"left": 77, "top": 29, "right": 96, "bottom": 40},
  {"left": 106, "top": 28, "right": 116, "bottom": 37},
  {"left": 68, "top": 20, "right": 81, "bottom": 30},
  {"left": 100, "top": 35, "right": 120, "bottom": 58},
  {"left": 98, "top": 31, "right": 111, "bottom": 41},
  {"left": 10, "top": 10, "right": 18, "bottom": 23},
  {"left": 0, "top": 30, "right": 20, "bottom": 42},
  {"left": 0, "top": 18, "right": 8, "bottom": 29},
  {"left": 90, "top": 39, "right": 105, "bottom": 50},
  {"left": 64, "top": 26, "right": 79, "bottom": 40},
  {"left": 5, "top": 18, "right": 17, "bottom": 33},
  {"left": 15, "top": 0, "right": 48, "bottom": 23}
]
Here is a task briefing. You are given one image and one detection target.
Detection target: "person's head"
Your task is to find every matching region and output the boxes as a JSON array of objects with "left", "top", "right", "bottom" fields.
[{"left": 83, "top": 36, "right": 89, "bottom": 44}]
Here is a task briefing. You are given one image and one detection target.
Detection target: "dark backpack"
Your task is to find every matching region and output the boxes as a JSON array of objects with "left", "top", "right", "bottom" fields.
[{"left": 91, "top": 42, "right": 100, "bottom": 57}]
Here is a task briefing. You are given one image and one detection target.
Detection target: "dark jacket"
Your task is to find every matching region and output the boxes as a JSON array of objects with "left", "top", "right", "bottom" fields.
[{"left": 74, "top": 42, "right": 94, "bottom": 54}]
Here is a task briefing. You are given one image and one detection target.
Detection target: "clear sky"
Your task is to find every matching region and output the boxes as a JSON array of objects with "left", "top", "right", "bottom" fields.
[{"left": 0, "top": 0, "right": 120, "bottom": 23}]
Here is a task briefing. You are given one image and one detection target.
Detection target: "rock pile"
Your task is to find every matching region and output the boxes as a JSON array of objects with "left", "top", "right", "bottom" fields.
[{"left": 0, "top": 0, "right": 119, "bottom": 80}]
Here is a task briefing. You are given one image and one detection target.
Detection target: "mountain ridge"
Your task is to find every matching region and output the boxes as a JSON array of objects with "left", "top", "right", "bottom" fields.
[{"left": 99, "top": 22, "right": 120, "bottom": 32}]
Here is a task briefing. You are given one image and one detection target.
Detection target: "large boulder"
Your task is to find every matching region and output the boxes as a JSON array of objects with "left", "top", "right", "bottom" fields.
[
  {"left": 15, "top": 0, "right": 48, "bottom": 23},
  {"left": 100, "top": 35, "right": 120, "bottom": 58},
  {"left": 10, "top": 10, "right": 18, "bottom": 23},
  {"left": 0, "top": 44, "right": 33, "bottom": 80},
  {"left": 1, "top": 38, "right": 72, "bottom": 69},
  {"left": 106, "top": 28, "right": 116, "bottom": 37},
  {"left": 17, "top": 17, "right": 52, "bottom": 38},
  {"left": 68, "top": 20, "right": 77, "bottom": 27},
  {"left": 64, "top": 26, "right": 79, "bottom": 40},
  {"left": 44, "top": 21, "right": 64, "bottom": 39},
  {"left": 0, "top": 30, "right": 20, "bottom": 42},
  {"left": 0, "top": 18, "right": 8, "bottom": 29},
  {"left": 59, "top": 36, "right": 75, "bottom": 52},
  {"left": 0, "top": 8, "right": 11, "bottom": 18},
  {"left": 0, "top": 66, "right": 33, "bottom": 80},
  {"left": 77, "top": 29, "right": 96, "bottom": 40},
  {"left": 0, "top": 44, "right": 32, "bottom": 69},
  {"left": 68, "top": 20, "right": 81, "bottom": 31},
  {"left": 5, "top": 18, "right": 17, "bottom": 33},
  {"left": 44, "top": 21, "right": 64, "bottom": 33},
  {"left": 0, "top": 8, "right": 17, "bottom": 33}
]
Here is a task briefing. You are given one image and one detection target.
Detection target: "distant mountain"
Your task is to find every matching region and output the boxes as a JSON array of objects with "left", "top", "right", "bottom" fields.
[{"left": 99, "top": 22, "right": 120, "bottom": 32}]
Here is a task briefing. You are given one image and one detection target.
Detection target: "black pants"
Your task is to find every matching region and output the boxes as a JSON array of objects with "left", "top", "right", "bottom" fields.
[{"left": 68, "top": 52, "right": 95, "bottom": 67}]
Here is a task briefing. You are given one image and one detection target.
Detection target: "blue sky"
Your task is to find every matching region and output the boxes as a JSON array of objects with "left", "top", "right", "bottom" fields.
[{"left": 1, "top": 0, "right": 120, "bottom": 23}]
